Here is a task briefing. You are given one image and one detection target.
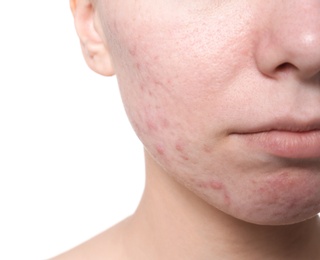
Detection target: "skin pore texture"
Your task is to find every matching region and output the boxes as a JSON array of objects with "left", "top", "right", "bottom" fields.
[{"left": 55, "top": 0, "right": 320, "bottom": 259}]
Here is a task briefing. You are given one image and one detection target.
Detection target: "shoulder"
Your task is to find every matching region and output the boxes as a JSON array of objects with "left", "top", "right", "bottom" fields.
[{"left": 50, "top": 218, "right": 131, "bottom": 260}]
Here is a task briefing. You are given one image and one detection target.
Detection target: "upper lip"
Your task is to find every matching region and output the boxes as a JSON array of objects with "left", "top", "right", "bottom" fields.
[{"left": 236, "top": 118, "right": 320, "bottom": 134}]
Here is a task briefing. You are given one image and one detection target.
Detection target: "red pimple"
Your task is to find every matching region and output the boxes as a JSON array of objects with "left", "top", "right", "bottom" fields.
[
  {"left": 181, "top": 155, "right": 189, "bottom": 161},
  {"left": 197, "top": 179, "right": 231, "bottom": 205},
  {"left": 146, "top": 119, "right": 158, "bottom": 132},
  {"left": 129, "top": 45, "right": 137, "bottom": 56},
  {"left": 175, "top": 142, "right": 184, "bottom": 152},
  {"left": 210, "top": 181, "right": 223, "bottom": 190},
  {"left": 156, "top": 144, "right": 165, "bottom": 155},
  {"left": 224, "top": 192, "right": 231, "bottom": 206}
]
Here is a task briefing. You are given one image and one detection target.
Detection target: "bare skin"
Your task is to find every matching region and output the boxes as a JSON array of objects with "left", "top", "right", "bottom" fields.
[
  {"left": 52, "top": 0, "right": 320, "bottom": 259},
  {"left": 52, "top": 151, "right": 320, "bottom": 260}
]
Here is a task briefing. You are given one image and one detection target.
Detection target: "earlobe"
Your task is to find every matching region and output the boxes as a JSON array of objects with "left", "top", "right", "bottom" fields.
[{"left": 70, "top": 0, "right": 115, "bottom": 76}]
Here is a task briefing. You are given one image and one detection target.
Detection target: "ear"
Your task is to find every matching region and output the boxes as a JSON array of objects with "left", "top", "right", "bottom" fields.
[{"left": 70, "top": 0, "right": 115, "bottom": 76}]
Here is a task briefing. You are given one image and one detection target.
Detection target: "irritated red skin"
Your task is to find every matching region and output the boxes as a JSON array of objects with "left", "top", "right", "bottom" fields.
[{"left": 97, "top": 0, "right": 320, "bottom": 225}]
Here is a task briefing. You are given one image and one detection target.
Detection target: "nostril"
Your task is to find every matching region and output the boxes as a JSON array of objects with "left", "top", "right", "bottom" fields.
[{"left": 276, "top": 62, "right": 298, "bottom": 73}]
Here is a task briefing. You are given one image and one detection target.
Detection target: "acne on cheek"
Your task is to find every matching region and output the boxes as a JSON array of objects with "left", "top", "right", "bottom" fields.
[
  {"left": 145, "top": 117, "right": 159, "bottom": 132},
  {"left": 142, "top": 106, "right": 172, "bottom": 134},
  {"left": 195, "top": 179, "right": 231, "bottom": 206},
  {"left": 137, "top": 110, "right": 173, "bottom": 158},
  {"left": 155, "top": 144, "right": 166, "bottom": 156},
  {"left": 127, "top": 66, "right": 183, "bottom": 161},
  {"left": 254, "top": 172, "right": 311, "bottom": 201},
  {"left": 246, "top": 172, "right": 320, "bottom": 221},
  {"left": 116, "top": 17, "right": 235, "bottom": 197},
  {"left": 174, "top": 141, "right": 190, "bottom": 161}
]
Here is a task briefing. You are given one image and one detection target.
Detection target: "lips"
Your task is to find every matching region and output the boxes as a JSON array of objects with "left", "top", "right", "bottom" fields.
[{"left": 233, "top": 119, "right": 320, "bottom": 159}]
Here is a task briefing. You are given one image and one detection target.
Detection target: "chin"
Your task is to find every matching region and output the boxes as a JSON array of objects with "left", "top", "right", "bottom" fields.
[
  {"left": 236, "top": 206, "right": 320, "bottom": 226},
  {"left": 189, "top": 174, "right": 320, "bottom": 226},
  {"left": 219, "top": 192, "right": 320, "bottom": 226}
]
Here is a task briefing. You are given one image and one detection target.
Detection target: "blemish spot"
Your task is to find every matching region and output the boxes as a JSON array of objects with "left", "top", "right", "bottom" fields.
[
  {"left": 175, "top": 142, "right": 184, "bottom": 152},
  {"left": 146, "top": 119, "right": 158, "bottom": 132},
  {"left": 135, "top": 62, "right": 141, "bottom": 70},
  {"left": 160, "top": 119, "right": 170, "bottom": 128},
  {"left": 129, "top": 45, "right": 137, "bottom": 57},
  {"left": 203, "top": 144, "right": 212, "bottom": 154},
  {"left": 209, "top": 181, "right": 223, "bottom": 190},
  {"left": 156, "top": 144, "right": 165, "bottom": 156},
  {"left": 175, "top": 141, "right": 189, "bottom": 161},
  {"left": 197, "top": 180, "right": 231, "bottom": 205},
  {"left": 153, "top": 79, "right": 163, "bottom": 87},
  {"left": 224, "top": 192, "right": 231, "bottom": 205},
  {"left": 180, "top": 155, "right": 189, "bottom": 161}
]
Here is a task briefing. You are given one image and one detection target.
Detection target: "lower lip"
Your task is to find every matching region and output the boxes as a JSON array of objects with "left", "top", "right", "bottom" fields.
[{"left": 236, "top": 130, "right": 320, "bottom": 159}]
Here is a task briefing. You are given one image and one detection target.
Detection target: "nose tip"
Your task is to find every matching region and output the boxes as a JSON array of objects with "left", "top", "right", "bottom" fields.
[
  {"left": 254, "top": 2, "right": 320, "bottom": 81},
  {"left": 297, "top": 33, "right": 320, "bottom": 79}
]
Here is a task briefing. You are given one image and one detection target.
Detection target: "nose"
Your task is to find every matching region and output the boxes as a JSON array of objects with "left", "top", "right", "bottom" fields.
[{"left": 255, "top": 1, "right": 320, "bottom": 81}]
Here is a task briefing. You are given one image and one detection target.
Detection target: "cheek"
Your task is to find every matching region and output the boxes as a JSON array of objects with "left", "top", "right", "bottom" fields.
[
  {"left": 110, "top": 11, "right": 254, "bottom": 152},
  {"left": 103, "top": 6, "right": 320, "bottom": 225}
]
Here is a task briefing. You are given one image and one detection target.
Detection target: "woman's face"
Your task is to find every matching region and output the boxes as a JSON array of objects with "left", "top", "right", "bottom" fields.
[{"left": 96, "top": 0, "right": 320, "bottom": 225}]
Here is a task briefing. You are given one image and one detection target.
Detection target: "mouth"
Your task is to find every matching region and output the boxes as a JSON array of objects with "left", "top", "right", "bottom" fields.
[{"left": 233, "top": 120, "right": 320, "bottom": 159}]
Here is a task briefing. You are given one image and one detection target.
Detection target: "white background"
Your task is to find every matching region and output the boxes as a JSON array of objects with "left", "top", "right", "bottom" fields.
[{"left": 0, "top": 1, "right": 145, "bottom": 259}]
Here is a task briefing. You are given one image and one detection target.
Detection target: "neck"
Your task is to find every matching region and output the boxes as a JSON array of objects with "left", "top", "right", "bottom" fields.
[{"left": 124, "top": 151, "right": 320, "bottom": 260}]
